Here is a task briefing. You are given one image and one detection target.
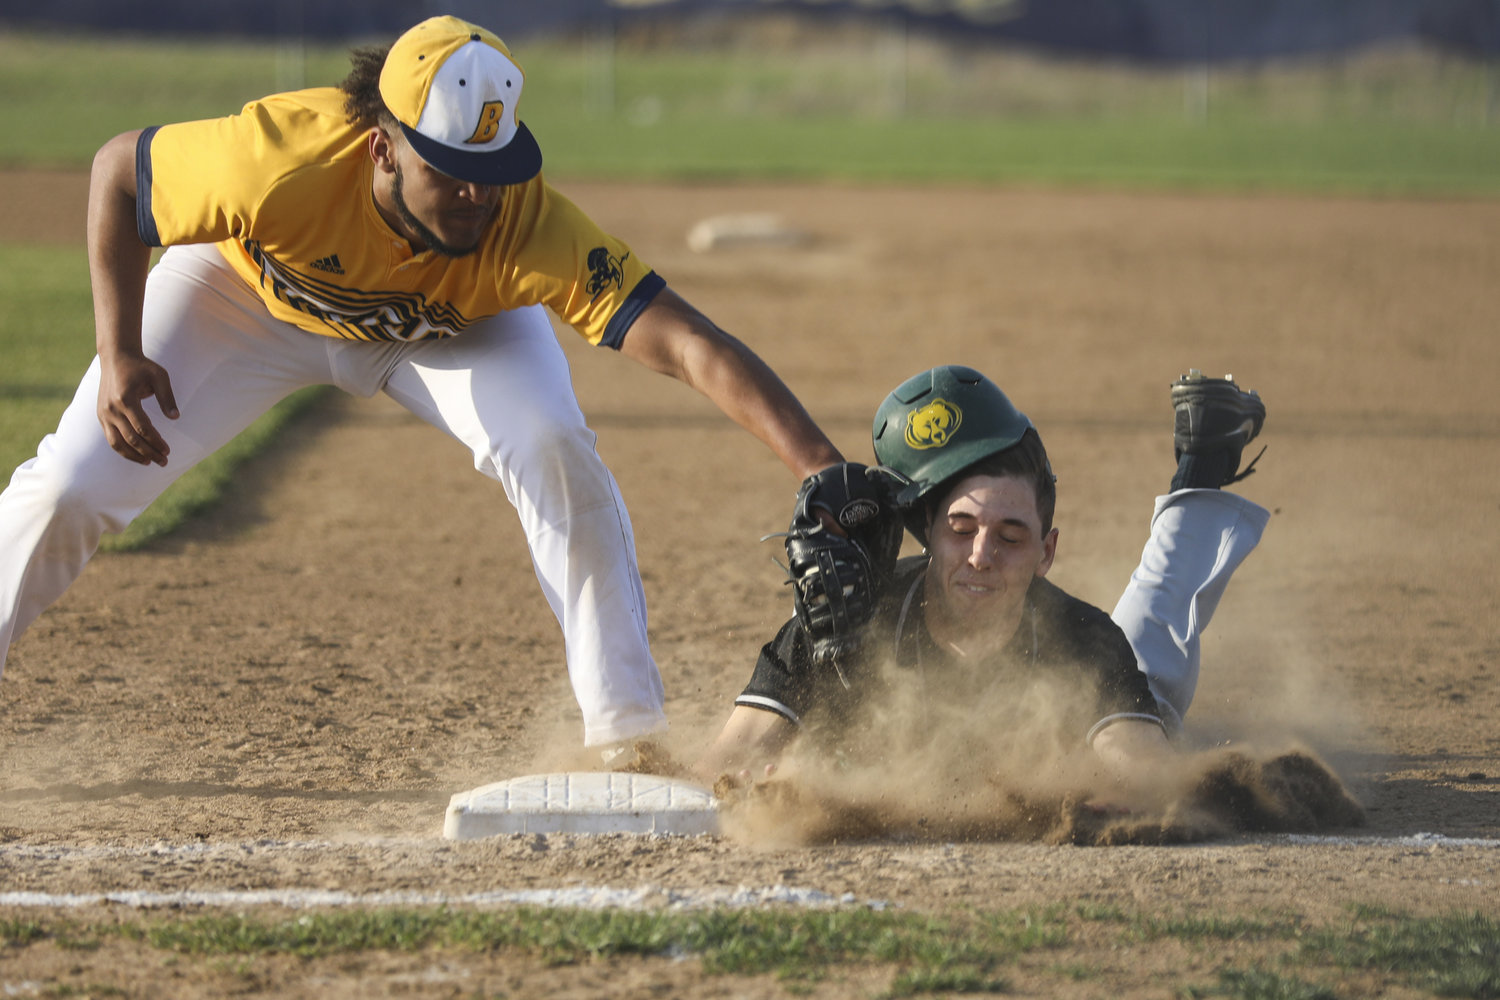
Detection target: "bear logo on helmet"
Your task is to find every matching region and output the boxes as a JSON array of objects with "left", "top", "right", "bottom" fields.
[{"left": 904, "top": 399, "right": 962, "bottom": 450}]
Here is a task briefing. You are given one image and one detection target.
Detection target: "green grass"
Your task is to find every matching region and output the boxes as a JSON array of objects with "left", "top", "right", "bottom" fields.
[
  {"left": 1125, "top": 912, "right": 1300, "bottom": 944},
  {"left": 0, "top": 243, "right": 327, "bottom": 551},
  {"left": 0, "top": 33, "right": 352, "bottom": 166},
  {"left": 7, "top": 904, "right": 1498, "bottom": 997},
  {"left": 526, "top": 112, "right": 1500, "bottom": 195},
  {"left": 885, "top": 965, "right": 1010, "bottom": 996},
  {"left": 1298, "top": 910, "right": 1500, "bottom": 999},
  {"left": 98, "top": 385, "right": 325, "bottom": 552},
  {"left": 1, "top": 29, "right": 1496, "bottom": 196},
  {"left": 1, "top": 25, "right": 1494, "bottom": 546},
  {"left": 0, "top": 246, "right": 96, "bottom": 479},
  {"left": 129, "top": 906, "right": 1059, "bottom": 984},
  {"left": 0, "top": 916, "right": 48, "bottom": 947},
  {"left": 1196, "top": 968, "right": 1341, "bottom": 1000}
]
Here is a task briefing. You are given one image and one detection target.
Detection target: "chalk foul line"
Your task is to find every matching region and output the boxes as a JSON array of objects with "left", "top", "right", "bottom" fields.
[{"left": 0, "top": 885, "right": 886, "bottom": 911}]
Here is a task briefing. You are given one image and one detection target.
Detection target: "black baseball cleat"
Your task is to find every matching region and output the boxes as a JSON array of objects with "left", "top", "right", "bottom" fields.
[{"left": 1170, "top": 369, "right": 1266, "bottom": 485}]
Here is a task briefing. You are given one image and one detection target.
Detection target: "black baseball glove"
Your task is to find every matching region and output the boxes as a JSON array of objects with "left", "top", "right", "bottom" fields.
[{"left": 781, "top": 462, "right": 905, "bottom": 679}]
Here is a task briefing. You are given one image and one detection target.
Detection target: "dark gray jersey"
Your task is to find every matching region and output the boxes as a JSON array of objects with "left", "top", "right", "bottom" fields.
[{"left": 735, "top": 556, "right": 1162, "bottom": 747}]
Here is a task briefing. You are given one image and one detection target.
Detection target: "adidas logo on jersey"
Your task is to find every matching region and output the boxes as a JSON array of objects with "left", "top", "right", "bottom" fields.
[{"left": 310, "top": 254, "right": 345, "bottom": 275}]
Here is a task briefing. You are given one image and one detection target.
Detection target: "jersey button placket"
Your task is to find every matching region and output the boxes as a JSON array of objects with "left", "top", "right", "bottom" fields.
[{"left": 389, "top": 239, "right": 414, "bottom": 274}]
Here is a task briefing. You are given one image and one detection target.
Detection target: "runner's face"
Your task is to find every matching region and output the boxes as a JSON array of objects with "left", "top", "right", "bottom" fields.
[
  {"left": 922, "top": 473, "right": 1058, "bottom": 658},
  {"left": 375, "top": 131, "right": 501, "bottom": 257}
]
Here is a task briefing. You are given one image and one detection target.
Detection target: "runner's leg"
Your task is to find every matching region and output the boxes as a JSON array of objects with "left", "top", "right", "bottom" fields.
[{"left": 1111, "top": 489, "right": 1270, "bottom": 732}]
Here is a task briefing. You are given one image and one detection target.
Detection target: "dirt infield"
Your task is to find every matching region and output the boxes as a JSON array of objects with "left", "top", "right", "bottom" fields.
[{"left": 2, "top": 171, "right": 1498, "bottom": 996}]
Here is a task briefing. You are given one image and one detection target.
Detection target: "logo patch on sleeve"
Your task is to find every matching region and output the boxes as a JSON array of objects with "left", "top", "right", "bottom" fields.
[{"left": 585, "top": 247, "right": 629, "bottom": 301}]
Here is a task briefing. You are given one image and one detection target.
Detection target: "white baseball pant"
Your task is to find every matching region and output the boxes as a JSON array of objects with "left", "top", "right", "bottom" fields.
[
  {"left": 0, "top": 243, "right": 666, "bottom": 747},
  {"left": 1111, "top": 487, "right": 1270, "bottom": 733}
]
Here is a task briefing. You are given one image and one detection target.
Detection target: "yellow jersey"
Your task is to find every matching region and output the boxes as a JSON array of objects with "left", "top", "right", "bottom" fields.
[{"left": 136, "top": 87, "right": 662, "bottom": 346}]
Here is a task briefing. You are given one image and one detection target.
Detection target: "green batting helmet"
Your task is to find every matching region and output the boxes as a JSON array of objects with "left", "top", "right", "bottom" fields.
[{"left": 872, "top": 365, "right": 1040, "bottom": 537}]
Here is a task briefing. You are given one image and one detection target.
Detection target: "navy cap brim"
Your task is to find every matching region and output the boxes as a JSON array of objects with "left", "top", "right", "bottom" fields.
[{"left": 400, "top": 121, "right": 542, "bottom": 186}]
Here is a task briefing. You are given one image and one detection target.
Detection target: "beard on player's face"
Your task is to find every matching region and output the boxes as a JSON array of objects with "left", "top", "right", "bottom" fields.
[{"left": 390, "top": 161, "right": 487, "bottom": 259}]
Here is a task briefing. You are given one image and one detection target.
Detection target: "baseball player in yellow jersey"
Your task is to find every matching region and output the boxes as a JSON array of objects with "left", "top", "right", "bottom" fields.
[{"left": 0, "top": 16, "right": 842, "bottom": 749}]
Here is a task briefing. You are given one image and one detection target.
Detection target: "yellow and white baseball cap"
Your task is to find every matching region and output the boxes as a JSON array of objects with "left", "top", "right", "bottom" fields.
[{"left": 378, "top": 16, "right": 542, "bottom": 186}]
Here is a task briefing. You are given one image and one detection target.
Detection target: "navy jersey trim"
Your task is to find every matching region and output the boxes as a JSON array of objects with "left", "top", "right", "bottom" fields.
[
  {"left": 598, "top": 271, "right": 666, "bottom": 350},
  {"left": 135, "top": 126, "right": 163, "bottom": 248}
]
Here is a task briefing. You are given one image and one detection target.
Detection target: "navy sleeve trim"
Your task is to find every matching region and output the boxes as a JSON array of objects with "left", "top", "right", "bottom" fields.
[
  {"left": 598, "top": 271, "right": 666, "bottom": 350},
  {"left": 135, "top": 126, "right": 163, "bottom": 247}
]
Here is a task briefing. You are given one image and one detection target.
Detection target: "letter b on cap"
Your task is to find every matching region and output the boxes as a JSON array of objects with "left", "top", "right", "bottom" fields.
[{"left": 467, "top": 101, "right": 506, "bottom": 145}]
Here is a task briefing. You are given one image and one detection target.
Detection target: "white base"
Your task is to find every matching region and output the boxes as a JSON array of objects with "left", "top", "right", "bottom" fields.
[
  {"left": 443, "top": 772, "right": 720, "bottom": 839},
  {"left": 686, "top": 213, "right": 809, "bottom": 252}
]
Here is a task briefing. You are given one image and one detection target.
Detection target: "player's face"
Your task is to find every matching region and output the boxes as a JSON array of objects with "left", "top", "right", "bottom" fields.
[
  {"left": 922, "top": 473, "right": 1058, "bottom": 660},
  {"left": 372, "top": 130, "right": 500, "bottom": 257}
]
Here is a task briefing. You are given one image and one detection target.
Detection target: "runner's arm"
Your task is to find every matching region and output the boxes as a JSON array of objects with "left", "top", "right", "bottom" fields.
[
  {"left": 1091, "top": 718, "right": 1173, "bottom": 775},
  {"left": 691, "top": 704, "right": 797, "bottom": 785}
]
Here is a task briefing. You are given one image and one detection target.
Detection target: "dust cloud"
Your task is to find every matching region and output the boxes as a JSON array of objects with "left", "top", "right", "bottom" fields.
[
  {"left": 705, "top": 657, "right": 1366, "bottom": 847},
  {"left": 497, "top": 546, "right": 1372, "bottom": 849}
]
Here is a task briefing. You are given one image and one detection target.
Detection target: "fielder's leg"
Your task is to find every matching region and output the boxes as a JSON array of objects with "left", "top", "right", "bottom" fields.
[
  {"left": 0, "top": 244, "right": 336, "bottom": 676},
  {"left": 380, "top": 308, "right": 667, "bottom": 747}
]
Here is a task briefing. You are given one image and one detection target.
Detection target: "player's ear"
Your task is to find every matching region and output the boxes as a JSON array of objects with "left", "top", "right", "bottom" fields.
[
  {"left": 368, "top": 127, "right": 399, "bottom": 174},
  {"left": 1035, "top": 527, "right": 1058, "bottom": 578}
]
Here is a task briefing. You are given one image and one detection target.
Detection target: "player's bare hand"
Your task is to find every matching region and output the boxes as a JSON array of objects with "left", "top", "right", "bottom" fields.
[
  {"left": 738, "top": 762, "right": 777, "bottom": 783},
  {"left": 97, "top": 352, "right": 179, "bottom": 466}
]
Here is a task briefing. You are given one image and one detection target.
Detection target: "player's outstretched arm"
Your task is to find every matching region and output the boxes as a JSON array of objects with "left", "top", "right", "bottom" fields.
[
  {"left": 691, "top": 704, "right": 796, "bottom": 785},
  {"left": 88, "top": 129, "right": 179, "bottom": 467},
  {"left": 618, "top": 288, "right": 842, "bottom": 481},
  {"left": 1085, "top": 719, "right": 1176, "bottom": 813},
  {"left": 1091, "top": 719, "right": 1173, "bottom": 774}
]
